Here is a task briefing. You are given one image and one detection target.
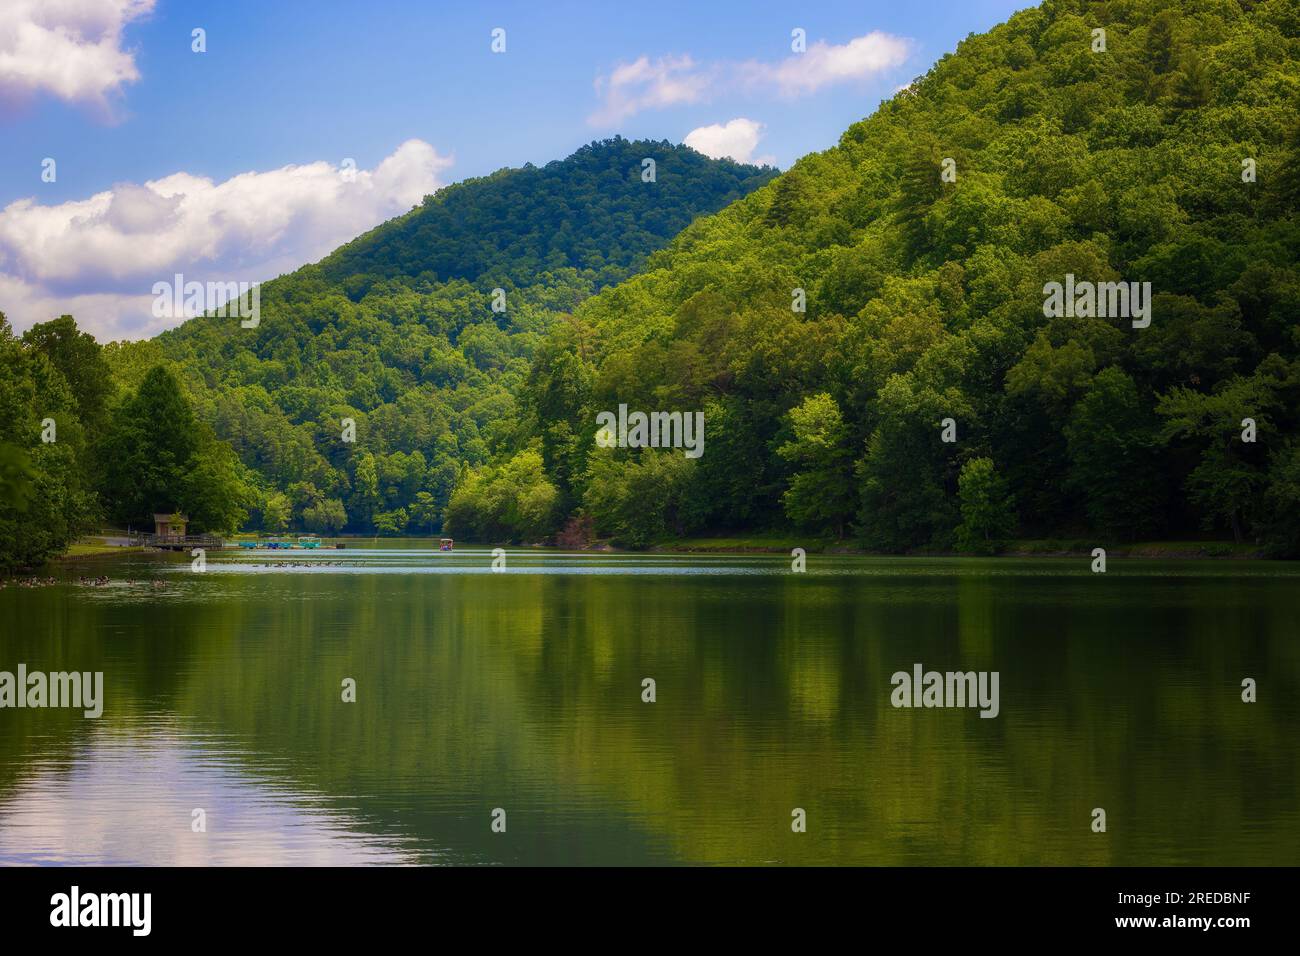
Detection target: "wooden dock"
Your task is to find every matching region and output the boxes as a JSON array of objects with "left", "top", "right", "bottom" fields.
[{"left": 132, "top": 534, "right": 225, "bottom": 551}]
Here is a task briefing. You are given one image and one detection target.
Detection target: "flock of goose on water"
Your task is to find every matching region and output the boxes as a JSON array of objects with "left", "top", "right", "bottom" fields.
[
  {"left": 0, "top": 576, "right": 59, "bottom": 589},
  {"left": 0, "top": 575, "right": 173, "bottom": 589},
  {"left": 1, "top": 560, "right": 354, "bottom": 588}
]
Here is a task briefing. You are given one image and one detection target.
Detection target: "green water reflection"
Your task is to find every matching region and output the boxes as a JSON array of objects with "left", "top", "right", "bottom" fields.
[{"left": 1, "top": 547, "right": 1296, "bottom": 865}]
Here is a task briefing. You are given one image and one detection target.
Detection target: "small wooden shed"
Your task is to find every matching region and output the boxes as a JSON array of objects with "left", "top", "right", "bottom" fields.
[{"left": 154, "top": 513, "right": 188, "bottom": 539}]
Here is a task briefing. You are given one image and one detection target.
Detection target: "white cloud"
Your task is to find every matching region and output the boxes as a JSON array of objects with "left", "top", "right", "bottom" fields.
[
  {"left": 588, "top": 55, "right": 710, "bottom": 127},
  {"left": 684, "top": 118, "right": 773, "bottom": 165},
  {"left": 0, "top": 140, "right": 454, "bottom": 340},
  {"left": 589, "top": 31, "right": 912, "bottom": 126},
  {"left": 0, "top": 0, "right": 155, "bottom": 115},
  {"left": 760, "top": 32, "right": 912, "bottom": 97}
]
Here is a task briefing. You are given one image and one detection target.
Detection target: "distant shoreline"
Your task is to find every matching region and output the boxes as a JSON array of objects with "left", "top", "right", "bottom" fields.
[
  {"left": 43, "top": 535, "right": 1269, "bottom": 566},
  {"left": 647, "top": 539, "right": 1266, "bottom": 559}
]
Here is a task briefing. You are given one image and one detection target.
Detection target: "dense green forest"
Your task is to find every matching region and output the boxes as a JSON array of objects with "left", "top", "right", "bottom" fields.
[
  {"left": 5, "top": 0, "right": 1300, "bottom": 566},
  {"left": 0, "top": 315, "right": 101, "bottom": 570},
  {"left": 0, "top": 140, "right": 772, "bottom": 567},
  {"left": 461, "top": 0, "right": 1300, "bottom": 554},
  {"left": 0, "top": 314, "right": 247, "bottom": 570},
  {"left": 98, "top": 139, "right": 774, "bottom": 541}
]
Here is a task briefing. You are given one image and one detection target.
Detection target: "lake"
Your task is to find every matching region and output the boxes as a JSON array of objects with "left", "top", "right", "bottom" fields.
[{"left": 2, "top": 543, "right": 1297, "bottom": 865}]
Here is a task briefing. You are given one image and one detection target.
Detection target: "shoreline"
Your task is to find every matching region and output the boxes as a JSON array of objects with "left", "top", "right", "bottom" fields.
[
  {"left": 646, "top": 540, "right": 1266, "bottom": 559},
  {"left": 40, "top": 536, "right": 1269, "bottom": 566},
  {"left": 55, "top": 543, "right": 147, "bottom": 561}
]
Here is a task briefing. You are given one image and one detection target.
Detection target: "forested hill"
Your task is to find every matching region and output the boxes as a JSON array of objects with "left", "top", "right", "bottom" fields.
[
  {"left": 453, "top": 0, "right": 1300, "bottom": 553},
  {"left": 316, "top": 139, "right": 774, "bottom": 290},
  {"left": 103, "top": 140, "right": 773, "bottom": 536}
]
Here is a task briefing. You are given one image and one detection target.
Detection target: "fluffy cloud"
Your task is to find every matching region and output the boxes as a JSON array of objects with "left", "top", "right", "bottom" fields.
[
  {"left": 0, "top": 0, "right": 154, "bottom": 115},
  {"left": 588, "top": 55, "right": 711, "bottom": 126},
  {"left": 589, "top": 31, "right": 911, "bottom": 126},
  {"left": 760, "top": 32, "right": 913, "bottom": 97},
  {"left": 0, "top": 140, "right": 454, "bottom": 340},
  {"left": 684, "top": 118, "right": 773, "bottom": 165}
]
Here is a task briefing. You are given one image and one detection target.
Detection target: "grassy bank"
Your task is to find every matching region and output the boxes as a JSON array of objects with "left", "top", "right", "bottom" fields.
[
  {"left": 58, "top": 540, "right": 144, "bottom": 560},
  {"left": 1005, "top": 540, "right": 1263, "bottom": 559},
  {"left": 649, "top": 532, "right": 837, "bottom": 553}
]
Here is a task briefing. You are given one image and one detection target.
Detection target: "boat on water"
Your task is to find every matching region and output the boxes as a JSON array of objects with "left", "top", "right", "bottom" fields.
[
  {"left": 233, "top": 535, "right": 336, "bottom": 550},
  {"left": 236, "top": 537, "right": 294, "bottom": 550}
]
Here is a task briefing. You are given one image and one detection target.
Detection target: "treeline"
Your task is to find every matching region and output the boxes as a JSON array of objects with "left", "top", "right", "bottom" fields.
[
  {"left": 449, "top": 0, "right": 1300, "bottom": 555},
  {"left": 0, "top": 314, "right": 249, "bottom": 570}
]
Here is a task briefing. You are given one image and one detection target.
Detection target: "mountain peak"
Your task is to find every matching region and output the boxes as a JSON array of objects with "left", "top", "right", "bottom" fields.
[{"left": 312, "top": 137, "right": 776, "bottom": 294}]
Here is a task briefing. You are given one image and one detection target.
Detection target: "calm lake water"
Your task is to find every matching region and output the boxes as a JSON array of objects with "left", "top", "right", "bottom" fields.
[{"left": 1, "top": 543, "right": 1297, "bottom": 865}]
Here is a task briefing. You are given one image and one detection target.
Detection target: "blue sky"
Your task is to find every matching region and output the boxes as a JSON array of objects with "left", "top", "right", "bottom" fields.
[{"left": 0, "top": 0, "right": 1030, "bottom": 339}]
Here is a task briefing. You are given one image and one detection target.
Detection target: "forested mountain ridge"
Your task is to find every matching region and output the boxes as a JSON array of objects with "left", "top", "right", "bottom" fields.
[
  {"left": 98, "top": 139, "right": 775, "bottom": 537},
  {"left": 451, "top": 0, "right": 1300, "bottom": 553},
  {"left": 317, "top": 139, "right": 774, "bottom": 290}
]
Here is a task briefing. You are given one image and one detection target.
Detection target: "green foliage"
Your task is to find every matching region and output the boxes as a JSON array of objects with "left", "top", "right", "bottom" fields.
[
  {"left": 857, "top": 375, "right": 969, "bottom": 551},
  {"left": 120, "top": 139, "right": 773, "bottom": 538},
  {"left": 21, "top": 315, "right": 116, "bottom": 432},
  {"left": 407, "top": 491, "right": 441, "bottom": 533},
  {"left": 262, "top": 491, "right": 291, "bottom": 533},
  {"left": 0, "top": 314, "right": 101, "bottom": 570},
  {"left": 1065, "top": 367, "right": 1166, "bottom": 539},
  {"left": 444, "top": 447, "right": 559, "bottom": 543},
  {"left": 1260, "top": 440, "right": 1300, "bottom": 556},
  {"left": 955, "top": 457, "right": 1016, "bottom": 554},
  {"left": 0, "top": 443, "right": 36, "bottom": 513},
  {"left": 180, "top": 441, "right": 251, "bottom": 535},
  {"left": 321, "top": 137, "right": 774, "bottom": 289},
  {"left": 98, "top": 366, "right": 250, "bottom": 534},
  {"left": 302, "top": 498, "right": 347, "bottom": 534},
  {"left": 373, "top": 508, "right": 409, "bottom": 536},
  {"left": 19, "top": 1, "right": 1300, "bottom": 554},
  {"left": 777, "top": 393, "right": 855, "bottom": 536},
  {"left": 98, "top": 366, "right": 199, "bottom": 526},
  {"left": 1156, "top": 356, "right": 1292, "bottom": 540},
  {"left": 500, "top": 0, "right": 1300, "bottom": 551},
  {"left": 581, "top": 450, "right": 696, "bottom": 548}
]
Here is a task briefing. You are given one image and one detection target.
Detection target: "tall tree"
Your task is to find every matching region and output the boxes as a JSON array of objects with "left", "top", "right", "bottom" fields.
[
  {"left": 21, "top": 315, "right": 115, "bottom": 431},
  {"left": 777, "top": 393, "right": 855, "bottom": 537},
  {"left": 97, "top": 365, "right": 246, "bottom": 533},
  {"left": 954, "top": 457, "right": 1017, "bottom": 554}
]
